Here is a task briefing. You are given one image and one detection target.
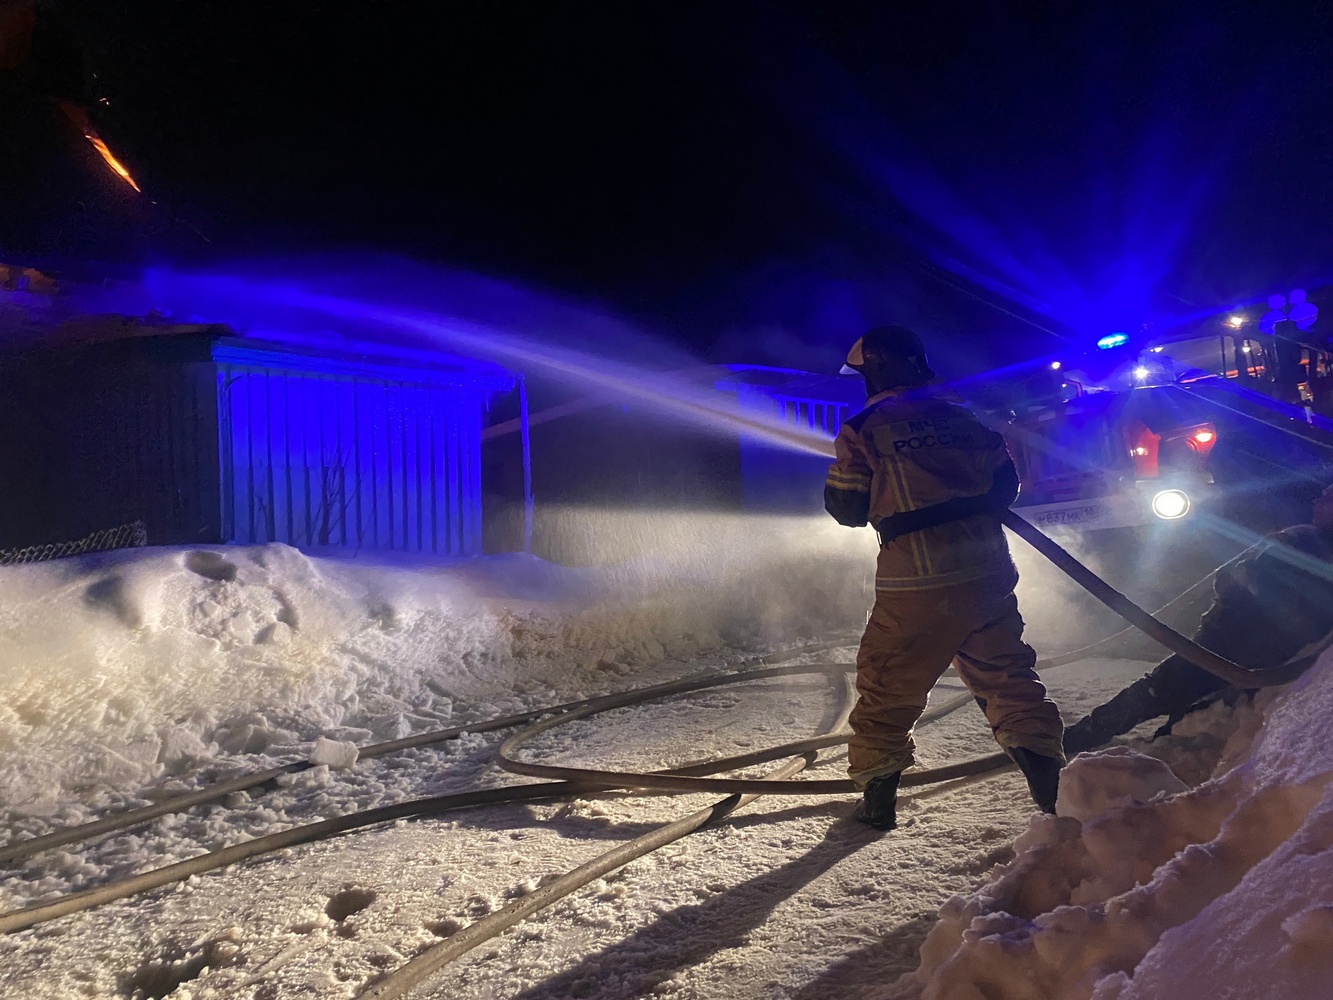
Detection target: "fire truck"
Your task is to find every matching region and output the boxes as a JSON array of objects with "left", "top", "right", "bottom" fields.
[
  {"left": 989, "top": 377, "right": 1219, "bottom": 532},
  {"left": 975, "top": 317, "right": 1333, "bottom": 533}
]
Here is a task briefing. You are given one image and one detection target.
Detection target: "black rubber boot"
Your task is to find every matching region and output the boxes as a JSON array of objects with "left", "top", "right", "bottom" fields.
[
  {"left": 1009, "top": 747, "right": 1062, "bottom": 814},
  {"left": 1062, "top": 655, "right": 1231, "bottom": 756},
  {"left": 853, "top": 772, "right": 901, "bottom": 830}
]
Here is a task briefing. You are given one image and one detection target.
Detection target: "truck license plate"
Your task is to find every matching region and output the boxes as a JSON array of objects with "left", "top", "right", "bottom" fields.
[{"left": 1032, "top": 504, "right": 1103, "bottom": 526}]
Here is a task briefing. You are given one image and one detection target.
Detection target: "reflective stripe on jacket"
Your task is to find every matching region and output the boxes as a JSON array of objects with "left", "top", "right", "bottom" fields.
[{"left": 825, "top": 388, "right": 1017, "bottom": 592}]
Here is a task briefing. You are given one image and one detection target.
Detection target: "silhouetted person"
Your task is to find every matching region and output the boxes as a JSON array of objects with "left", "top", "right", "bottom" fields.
[{"left": 1064, "top": 483, "right": 1333, "bottom": 754}]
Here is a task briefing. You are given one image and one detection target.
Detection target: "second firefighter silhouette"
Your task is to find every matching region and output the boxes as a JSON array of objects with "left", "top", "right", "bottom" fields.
[
  {"left": 1063, "top": 483, "right": 1333, "bottom": 754},
  {"left": 825, "top": 326, "right": 1065, "bottom": 829}
]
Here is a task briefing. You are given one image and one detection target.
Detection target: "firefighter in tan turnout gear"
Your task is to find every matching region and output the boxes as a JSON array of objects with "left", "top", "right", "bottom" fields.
[{"left": 826, "top": 326, "right": 1066, "bottom": 829}]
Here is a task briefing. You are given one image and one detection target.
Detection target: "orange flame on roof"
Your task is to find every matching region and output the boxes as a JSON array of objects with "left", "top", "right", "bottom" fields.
[{"left": 84, "top": 132, "right": 140, "bottom": 192}]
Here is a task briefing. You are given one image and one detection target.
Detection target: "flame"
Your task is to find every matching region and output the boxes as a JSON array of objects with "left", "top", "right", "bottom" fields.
[{"left": 83, "top": 132, "right": 140, "bottom": 192}]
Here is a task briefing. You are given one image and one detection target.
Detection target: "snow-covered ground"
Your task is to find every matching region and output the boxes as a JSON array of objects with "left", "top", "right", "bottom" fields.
[
  {"left": 0, "top": 513, "right": 873, "bottom": 818},
  {"left": 0, "top": 526, "right": 1326, "bottom": 999}
]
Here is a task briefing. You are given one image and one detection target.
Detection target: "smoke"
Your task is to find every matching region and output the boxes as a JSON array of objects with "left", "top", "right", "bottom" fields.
[
  {"left": 90, "top": 252, "right": 693, "bottom": 372},
  {"left": 1008, "top": 522, "right": 1226, "bottom": 663},
  {"left": 525, "top": 505, "right": 1218, "bottom": 666},
  {"left": 527, "top": 506, "right": 878, "bottom": 641}
]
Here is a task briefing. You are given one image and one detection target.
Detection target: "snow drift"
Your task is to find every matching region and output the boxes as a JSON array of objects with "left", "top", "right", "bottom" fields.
[
  {"left": 0, "top": 513, "right": 873, "bottom": 817},
  {"left": 894, "top": 646, "right": 1333, "bottom": 1000}
]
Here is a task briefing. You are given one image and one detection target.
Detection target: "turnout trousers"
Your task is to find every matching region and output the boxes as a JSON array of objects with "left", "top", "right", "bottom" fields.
[{"left": 847, "top": 570, "right": 1065, "bottom": 786}]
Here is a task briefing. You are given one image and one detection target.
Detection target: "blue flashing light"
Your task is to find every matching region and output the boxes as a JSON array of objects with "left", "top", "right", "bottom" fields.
[{"left": 1097, "top": 332, "right": 1129, "bottom": 350}]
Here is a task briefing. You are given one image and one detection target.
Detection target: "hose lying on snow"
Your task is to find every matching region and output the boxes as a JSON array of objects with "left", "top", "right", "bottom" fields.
[
  {"left": 0, "top": 639, "right": 859, "bottom": 867},
  {"left": 358, "top": 670, "right": 863, "bottom": 999},
  {"left": 493, "top": 683, "right": 1000, "bottom": 794},
  {"left": 0, "top": 663, "right": 983, "bottom": 935}
]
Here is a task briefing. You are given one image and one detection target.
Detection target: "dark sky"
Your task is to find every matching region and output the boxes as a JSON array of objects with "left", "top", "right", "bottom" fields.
[{"left": 9, "top": 0, "right": 1333, "bottom": 370}]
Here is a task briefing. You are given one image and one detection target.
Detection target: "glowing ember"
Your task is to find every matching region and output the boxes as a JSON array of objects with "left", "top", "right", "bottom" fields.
[{"left": 83, "top": 132, "right": 140, "bottom": 192}]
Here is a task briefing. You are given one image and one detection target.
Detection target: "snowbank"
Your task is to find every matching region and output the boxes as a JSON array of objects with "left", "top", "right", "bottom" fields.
[
  {"left": 893, "top": 648, "right": 1333, "bottom": 1000},
  {"left": 0, "top": 513, "right": 873, "bottom": 815}
]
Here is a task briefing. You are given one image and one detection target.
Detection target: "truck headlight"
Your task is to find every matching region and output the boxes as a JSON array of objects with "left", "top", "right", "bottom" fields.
[{"left": 1151, "top": 488, "right": 1191, "bottom": 520}]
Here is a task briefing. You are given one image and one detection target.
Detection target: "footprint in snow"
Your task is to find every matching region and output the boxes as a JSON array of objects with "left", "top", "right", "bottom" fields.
[{"left": 184, "top": 550, "right": 239, "bottom": 582}]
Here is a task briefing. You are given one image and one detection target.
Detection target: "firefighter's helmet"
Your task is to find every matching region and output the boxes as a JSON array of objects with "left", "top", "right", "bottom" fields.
[{"left": 841, "top": 325, "right": 936, "bottom": 386}]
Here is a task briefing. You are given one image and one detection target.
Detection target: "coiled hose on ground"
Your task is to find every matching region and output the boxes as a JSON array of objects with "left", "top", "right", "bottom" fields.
[
  {"left": 359, "top": 670, "right": 864, "bottom": 999},
  {"left": 0, "top": 662, "right": 987, "bottom": 935}
]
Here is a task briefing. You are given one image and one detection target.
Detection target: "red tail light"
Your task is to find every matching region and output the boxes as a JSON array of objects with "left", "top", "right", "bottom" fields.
[{"left": 1181, "top": 423, "right": 1217, "bottom": 456}]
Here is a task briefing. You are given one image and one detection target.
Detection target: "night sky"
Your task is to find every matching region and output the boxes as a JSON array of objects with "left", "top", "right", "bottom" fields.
[{"left": 7, "top": 1, "right": 1333, "bottom": 370}]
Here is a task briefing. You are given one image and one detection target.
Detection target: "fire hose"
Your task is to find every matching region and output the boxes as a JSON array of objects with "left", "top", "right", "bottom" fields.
[
  {"left": 0, "top": 638, "right": 866, "bottom": 869},
  {"left": 0, "top": 663, "right": 967, "bottom": 936},
  {"left": 357, "top": 671, "right": 863, "bottom": 1000}
]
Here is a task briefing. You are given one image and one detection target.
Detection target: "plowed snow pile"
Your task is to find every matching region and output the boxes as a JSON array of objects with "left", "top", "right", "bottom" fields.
[
  {"left": 0, "top": 515, "right": 872, "bottom": 818},
  {"left": 890, "top": 646, "right": 1333, "bottom": 1000}
]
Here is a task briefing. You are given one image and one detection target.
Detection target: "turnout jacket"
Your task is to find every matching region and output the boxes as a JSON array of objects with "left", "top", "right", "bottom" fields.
[{"left": 825, "top": 388, "right": 1020, "bottom": 592}]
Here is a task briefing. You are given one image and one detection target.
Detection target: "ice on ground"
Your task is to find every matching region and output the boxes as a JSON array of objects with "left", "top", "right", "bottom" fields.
[
  {"left": 0, "top": 513, "right": 873, "bottom": 814},
  {"left": 308, "top": 738, "right": 359, "bottom": 770},
  {"left": 894, "top": 646, "right": 1333, "bottom": 1000}
]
